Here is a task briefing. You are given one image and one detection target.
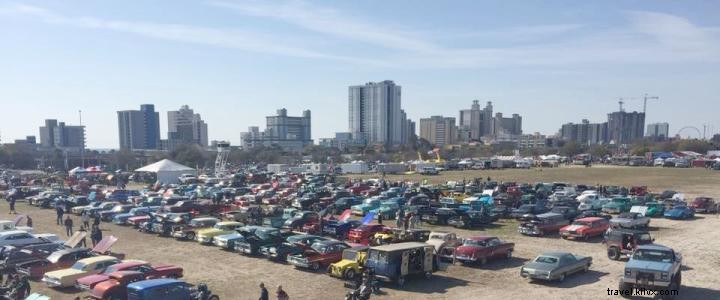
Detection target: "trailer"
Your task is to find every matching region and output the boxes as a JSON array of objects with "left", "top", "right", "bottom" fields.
[
  {"left": 340, "top": 162, "right": 369, "bottom": 174},
  {"left": 377, "top": 163, "right": 407, "bottom": 174}
]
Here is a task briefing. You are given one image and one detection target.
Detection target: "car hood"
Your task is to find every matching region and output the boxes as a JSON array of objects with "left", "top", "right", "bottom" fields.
[
  {"left": 560, "top": 224, "right": 589, "bottom": 232},
  {"left": 332, "top": 259, "right": 357, "bottom": 269},
  {"left": 454, "top": 245, "right": 482, "bottom": 256},
  {"left": 45, "top": 268, "right": 85, "bottom": 279},
  {"left": 625, "top": 259, "right": 673, "bottom": 273},
  {"left": 197, "top": 228, "right": 225, "bottom": 236},
  {"left": 114, "top": 213, "right": 132, "bottom": 219},
  {"left": 215, "top": 233, "right": 243, "bottom": 241},
  {"left": 610, "top": 218, "right": 633, "bottom": 223},
  {"left": 77, "top": 274, "right": 110, "bottom": 286},
  {"left": 522, "top": 262, "right": 554, "bottom": 272},
  {"left": 664, "top": 210, "right": 683, "bottom": 216}
]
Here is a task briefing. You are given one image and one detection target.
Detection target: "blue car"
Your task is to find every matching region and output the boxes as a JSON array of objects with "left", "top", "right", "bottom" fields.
[
  {"left": 127, "top": 278, "right": 218, "bottom": 300},
  {"left": 663, "top": 205, "right": 695, "bottom": 219},
  {"left": 112, "top": 207, "right": 157, "bottom": 225}
]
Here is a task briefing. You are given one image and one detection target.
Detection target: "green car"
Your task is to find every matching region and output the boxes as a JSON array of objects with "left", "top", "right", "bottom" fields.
[
  {"left": 643, "top": 202, "right": 665, "bottom": 217},
  {"left": 371, "top": 199, "right": 403, "bottom": 219},
  {"left": 630, "top": 194, "right": 654, "bottom": 206},
  {"left": 351, "top": 198, "right": 383, "bottom": 216},
  {"left": 602, "top": 197, "right": 632, "bottom": 214}
]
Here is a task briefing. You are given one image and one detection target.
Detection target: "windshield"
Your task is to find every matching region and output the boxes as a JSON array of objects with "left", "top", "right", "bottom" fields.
[
  {"left": 534, "top": 256, "right": 558, "bottom": 264},
  {"left": 71, "top": 261, "right": 88, "bottom": 270},
  {"left": 463, "top": 239, "right": 486, "bottom": 247},
  {"left": 342, "top": 250, "right": 358, "bottom": 260},
  {"left": 571, "top": 221, "right": 590, "bottom": 226},
  {"left": 633, "top": 249, "right": 673, "bottom": 263},
  {"left": 311, "top": 243, "right": 329, "bottom": 253},
  {"left": 638, "top": 234, "right": 653, "bottom": 243}
]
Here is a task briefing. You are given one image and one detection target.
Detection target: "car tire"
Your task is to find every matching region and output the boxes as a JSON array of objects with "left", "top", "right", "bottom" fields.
[
  {"left": 397, "top": 276, "right": 405, "bottom": 287},
  {"left": 345, "top": 269, "right": 356, "bottom": 280},
  {"left": 676, "top": 271, "right": 682, "bottom": 286},
  {"left": 607, "top": 247, "right": 620, "bottom": 260},
  {"left": 506, "top": 251, "right": 512, "bottom": 259},
  {"left": 558, "top": 273, "right": 565, "bottom": 282},
  {"left": 424, "top": 271, "right": 432, "bottom": 279},
  {"left": 311, "top": 262, "right": 320, "bottom": 271},
  {"left": 618, "top": 281, "right": 633, "bottom": 299},
  {"left": 208, "top": 296, "right": 220, "bottom": 300},
  {"left": 186, "top": 232, "right": 195, "bottom": 241}
]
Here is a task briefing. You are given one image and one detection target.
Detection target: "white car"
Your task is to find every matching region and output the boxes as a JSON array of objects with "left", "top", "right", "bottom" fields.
[
  {"left": 426, "top": 232, "right": 461, "bottom": 257},
  {"left": 0, "top": 231, "right": 59, "bottom": 247},
  {"left": 0, "top": 220, "right": 33, "bottom": 233}
]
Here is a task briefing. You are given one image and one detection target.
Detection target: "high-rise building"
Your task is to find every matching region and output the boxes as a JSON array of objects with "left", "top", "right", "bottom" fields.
[
  {"left": 607, "top": 111, "right": 645, "bottom": 145},
  {"left": 38, "top": 119, "right": 85, "bottom": 151},
  {"left": 117, "top": 104, "right": 161, "bottom": 150},
  {"left": 348, "top": 80, "right": 405, "bottom": 146},
  {"left": 492, "top": 113, "right": 522, "bottom": 138},
  {"left": 559, "top": 120, "right": 607, "bottom": 145},
  {"left": 240, "top": 109, "right": 312, "bottom": 151},
  {"left": 458, "top": 100, "right": 494, "bottom": 141},
  {"left": 419, "top": 116, "right": 457, "bottom": 146},
  {"left": 167, "top": 105, "right": 208, "bottom": 148},
  {"left": 646, "top": 123, "right": 670, "bottom": 140}
]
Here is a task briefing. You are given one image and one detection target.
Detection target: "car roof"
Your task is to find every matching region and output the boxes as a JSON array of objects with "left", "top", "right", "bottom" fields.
[
  {"left": 637, "top": 244, "right": 673, "bottom": 251},
  {"left": 110, "top": 260, "right": 147, "bottom": 269},
  {"left": 128, "top": 278, "right": 184, "bottom": 289},
  {"left": 575, "top": 217, "right": 604, "bottom": 222},
  {"left": 78, "top": 255, "right": 117, "bottom": 264},
  {"left": 536, "top": 212, "right": 563, "bottom": 218},
  {"left": 539, "top": 251, "right": 571, "bottom": 257},
  {"left": 315, "top": 240, "right": 346, "bottom": 246},
  {"left": 0, "top": 230, "right": 28, "bottom": 236},
  {"left": 370, "top": 242, "right": 429, "bottom": 252},
  {"left": 611, "top": 228, "right": 648, "bottom": 235},
  {"left": 216, "top": 221, "right": 242, "bottom": 226},
  {"left": 192, "top": 217, "right": 219, "bottom": 222},
  {"left": 465, "top": 236, "right": 495, "bottom": 241}
]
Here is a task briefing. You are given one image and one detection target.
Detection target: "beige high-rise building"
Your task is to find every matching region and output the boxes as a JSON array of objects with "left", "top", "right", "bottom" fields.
[{"left": 419, "top": 116, "right": 457, "bottom": 146}]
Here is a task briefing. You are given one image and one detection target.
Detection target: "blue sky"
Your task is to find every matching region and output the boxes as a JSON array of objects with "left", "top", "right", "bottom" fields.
[{"left": 1, "top": 0, "right": 718, "bottom": 148}]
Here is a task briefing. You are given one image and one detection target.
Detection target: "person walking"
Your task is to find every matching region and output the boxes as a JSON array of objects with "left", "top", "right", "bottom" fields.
[
  {"left": 395, "top": 210, "right": 403, "bottom": 228},
  {"left": 56, "top": 206, "right": 64, "bottom": 225},
  {"left": 276, "top": 285, "right": 289, "bottom": 300},
  {"left": 259, "top": 282, "right": 269, "bottom": 300},
  {"left": 8, "top": 197, "right": 16, "bottom": 214},
  {"left": 77, "top": 226, "right": 87, "bottom": 247},
  {"left": 410, "top": 212, "right": 419, "bottom": 229},
  {"left": 403, "top": 212, "right": 411, "bottom": 230},
  {"left": 91, "top": 225, "right": 103, "bottom": 246},
  {"left": 377, "top": 212, "right": 383, "bottom": 225},
  {"left": 64, "top": 216, "right": 74, "bottom": 237},
  {"left": 81, "top": 211, "right": 90, "bottom": 229},
  {"left": 25, "top": 215, "right": 32, "bottom": 228},
  {"left": 93, "top": 214, "right": 101, "bottom": 228}
]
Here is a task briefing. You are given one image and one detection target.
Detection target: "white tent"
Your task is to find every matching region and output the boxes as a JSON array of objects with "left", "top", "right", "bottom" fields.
[{"left": 135, "top": 159, "right": 195, "bottom": 184}]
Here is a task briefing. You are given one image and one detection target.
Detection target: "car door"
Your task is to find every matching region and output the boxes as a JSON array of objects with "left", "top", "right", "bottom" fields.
[{"left": 563, "top": 254, "right": 580, "bottom": 274}]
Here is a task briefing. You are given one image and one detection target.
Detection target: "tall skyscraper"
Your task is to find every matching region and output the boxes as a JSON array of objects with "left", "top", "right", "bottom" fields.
[
  {"left": 39, "top": 119, "right": 58, "bottom": 148},
  {"left": 118, "top": 104, "right": 161, "bottom": 150},
  {"left": 492, "top": 113, "right": 522, "bottom": 138},
  {"left": 607, "top": 111, "right": 645, "bottom": 145},
  {"left": 38, "top": 119, "right": 85, "bottom": 151},
  {"left": 419, "top": 116, "right": 457, "bottom": 146},
  {"left": 646, "top": 122, "right": 670, "bottom": 140},
  {"left": 348, "top": 80, "right": 405, "bottom": 146},
  {"left": 167, "top": 105, "right": 208, "bottom": 147},
  {"left": 240, "top": 108, "right": 312, "bottom": 151}
]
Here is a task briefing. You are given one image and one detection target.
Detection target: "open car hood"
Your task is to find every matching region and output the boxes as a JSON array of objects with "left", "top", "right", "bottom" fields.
[
  {"left": 64, "top": 231, "right": 88, "bottom": 248},
  {"left": 92, "top": 236, "right": 118, "bottom": 253}
]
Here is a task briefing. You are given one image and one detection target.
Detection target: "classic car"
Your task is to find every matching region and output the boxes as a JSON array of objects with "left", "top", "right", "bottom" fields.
[
  {"left": 212, "top": 226, "right": 261, "bottom": 250},
  {"left": 451, "top": 236, "right": 514, "bottom": 265},
  {"left": 126, "top": 278, "right": 218, "bottom": 300},
  {"left": 71, "top": 201, "right": 106, "bottom": 215},
  {"left": 88, "top": 271, "right": 146, "bottom": 300},
  {"left": 347, "top": 224, "right": 387, "bottom": 244},
  {"left": 619, "top": 244, "right": 682, "bottom": 294},
  {"left": 112, "top": 207, "right": 156, "bottom": 225},
  {"left": 332, "top": 197, "right": 364, "bottom": 214},
  {"left": 447, "top": 210, "right": 496, "bottom": 229},
  {"left": 576, "top": 210, "right": 612, "bottom": 220},
  {"left": 260, "top": 234, "right": 328, "bottom": 262},
  {"left": 578, "top": 198, "right": 611, "bottom": 212},
  {"left": 0, "top": 231, "right": 59, "bottom": 248},
  {"left": 549, "top": 206, "right": 579, "bottom": 221},
  {"left": 127, "top": 214, "right": 153, "bottom": 228},
  {"left": 509, "top": 204, "right": 549, "bottom": 219},
  {"left": 364, "top": 242, "right": 435, "bottom": 287},
  {"left": 518, "top": 213, "right": 569, "bottom": 236},
  {"left": 148, "top": 213, "right": 193, "bottom": 236},
  {"left": 98, "top": 204, "right": 136, "bottom": 222},
  {"left": 196, "top": 222, "right": 244, "bottom": 244},
  {"left": 610, "top": 212, "right": 650, "bottom": 229},
  {"left": 370, "top": 198, "right": 405, "bottom": 220},
  {"left": 0, "top": 219, "right": 32, "bottom": 233},
  {"left": 171, "top": 217, "right": 220, "bottom": 241},
  {"left": 321, "top": 219, "right": 362, "bottom": 240},
  {"left": 350, "top": 198, "right": 383, "bottom": 216},
  {"left": 41, "top": 255, "right": 121, "bottom": 288},
  {"left": 85, "top": 202, "right": 122, "bottom": 218},
  {"left": 76, "top": 260, "right": 183, "bottom": 291},
  {"left": 426, "top": 231, "right": 461, "bottom": 258},
  {"left": 287, "top": 240, "right": 350, "bottom": 271},
  {"left": 605, "top": 228, "right": 654, "bottom": 260},
  {"left": 328, "top": 246, "right": 369, "bottom": 280},
  {"left": 282, "top": 211, "right": 320, "bottom": 230},
  {"left": 688, "top": 197, "right": 716, "bottom": 213},
  {"left": 371, "top": 228, "right": 430, "bottom": 246},
  {"left": 559, "top": 217, "right": 610, "bottom": 240},
  {"left": 15, "top": 247, "right": 94, "bottom": 280},
  {"left": 602, "top": 197, "right": 632, "bottom": 214},
  {"left": 234, "top": 227, "right": 293, "bottom": 255},
  {"left": 520, "top": 251, "right": 592, "bottom": 282},
  {"left": 421, "top": 208, "right": 462, "bottom": 225},
  {"left": 663, "top": 206, "right": 695, "bottom": 220},
  {"left": 642, "top": 202, "right": 666, "bottom": 217}
]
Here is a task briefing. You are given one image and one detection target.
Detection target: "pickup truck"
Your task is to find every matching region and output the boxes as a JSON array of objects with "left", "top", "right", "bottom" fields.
[
  {"left": 610, "top": 212, "right": 650, "bottom": 229},
  {"left": 619, "top": 244, "right": 682, "bottom": 297},
  {"left": 234, "top": 227, "right": 293, "bottom": 255}
]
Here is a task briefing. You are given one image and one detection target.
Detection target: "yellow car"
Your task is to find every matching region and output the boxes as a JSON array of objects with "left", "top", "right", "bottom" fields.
[
  {"left": 42, "top": 256, "right": 121, "bottom": 288},
  {"left": 196, "top": 221, "right": 244, "bottom": 244},
  {"left": 328, "top": 246, "right": 368, "bottom": 280}
]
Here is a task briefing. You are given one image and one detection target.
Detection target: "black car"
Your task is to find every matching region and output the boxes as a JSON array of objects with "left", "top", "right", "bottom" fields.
[
  {"left": 510, "top": 204, "right": 549, "bottom": 219},
  {"left": 260, "top": 234, "right": 327, "bottom": 262},
  {"left": 577, "top": 210, "right": 612, "bottom": 220},
  {"left": 332, "top": 197, "right": 363, "bottom": 215},
  {"left": 422, "top": 208, "right": 462, "bottom": 225},
  {"left": 492, "top": 205, "right": 512, "bottom": 218},
  {"left": 321, "top": 219, "right": 362, "bottom": 239},
  {"left": 448, "top": 210, "right": 495, "bottom": 228},
  {"left": 549, "top": 206, "right": 579, "bottom": 220}
]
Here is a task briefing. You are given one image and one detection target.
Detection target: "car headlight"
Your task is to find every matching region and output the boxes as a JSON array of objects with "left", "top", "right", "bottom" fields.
[
  {"left": 660, "top": 272, "right": 668, "bottom": 279},
  {"left": 624, "top": 269, "right": 631, "bottom": 276}
]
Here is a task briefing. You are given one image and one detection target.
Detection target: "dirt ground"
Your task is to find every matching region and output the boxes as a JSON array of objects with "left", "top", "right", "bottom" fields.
[{"left": 4, "top": 166, "right": 720, "bottom": 300}]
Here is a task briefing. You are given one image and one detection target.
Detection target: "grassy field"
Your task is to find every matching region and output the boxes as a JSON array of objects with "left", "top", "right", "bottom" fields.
[{"left": 351, "top": 165, "right": 720, "bottom": 198}]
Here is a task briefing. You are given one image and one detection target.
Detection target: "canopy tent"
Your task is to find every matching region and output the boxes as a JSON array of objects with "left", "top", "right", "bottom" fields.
[{"left": 135, "top": 159, "right": 195, "bottom": 184}]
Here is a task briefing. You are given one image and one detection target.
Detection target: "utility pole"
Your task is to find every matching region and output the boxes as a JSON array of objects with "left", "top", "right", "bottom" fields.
[{"left": 79, "top": 109, "right": 85, "bottom": 168}]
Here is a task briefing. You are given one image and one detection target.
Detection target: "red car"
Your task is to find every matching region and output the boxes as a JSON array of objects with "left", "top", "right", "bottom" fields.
[
  {"left": 127, "top": 215, "right": 152, "bottom": 227},
  {"left": 287, "top": 240, "right": 350, "bottom": 271},
  {"left": 347, "top": 184, "right": 371, "bottom": 195},
  {"left": 689, "top": 197, "right": 716, "bottom": 213},
  {"left": 347, "top": 224, "right": 386, "bottom": 244},
  {"left": 16, "top": 237, "right": 121, "bottom": 280},
  {"left": 88, "top": 271, "right": 146, "bottom": 300},
  {"left": 76, "top": 260, "right": 183, "bottom": 290},
  {"left": 559, "top": 217, "right": 610, "bottom": 241},
  {"left": 450, "top": 236, "right": 514, "bottom": 265}
]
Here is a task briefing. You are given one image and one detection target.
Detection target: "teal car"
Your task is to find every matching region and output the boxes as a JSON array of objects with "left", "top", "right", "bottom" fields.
[
  {"left": 371, "top": 198, "right": 405, "bottom": 219},
  {"left": 643, "top": 202, "right": 665, "bottom": 217},
  {"left": 602, "top": 197, "right": 632, "bottom": 214},
  {"left": 351, "top": 198, "right": 383, "bottom": 216}
]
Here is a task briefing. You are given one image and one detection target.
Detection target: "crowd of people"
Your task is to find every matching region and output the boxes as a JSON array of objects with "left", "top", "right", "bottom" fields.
[{"left": 55, "top": 205, "right": 103, "bottom": 245}]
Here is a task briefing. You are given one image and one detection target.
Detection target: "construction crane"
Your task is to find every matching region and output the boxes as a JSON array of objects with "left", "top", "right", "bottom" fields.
[{"left": 642, "top": 94, "right": 659, "bottom": 114}]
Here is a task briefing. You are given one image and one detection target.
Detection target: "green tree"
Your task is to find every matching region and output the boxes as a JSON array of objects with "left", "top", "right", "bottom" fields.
[{"left": 559, "top": 141, "right": 585, "bottom": 157}]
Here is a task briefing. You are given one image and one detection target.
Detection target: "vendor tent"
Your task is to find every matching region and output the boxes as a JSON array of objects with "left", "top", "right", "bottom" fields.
[{"left": 135, "top": 159, "right": 195, "bottom": 184}]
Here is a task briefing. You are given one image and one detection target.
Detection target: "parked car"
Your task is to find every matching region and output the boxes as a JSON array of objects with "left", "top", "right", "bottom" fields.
[
  {"left": 559, "top": 217, "right": 610, "bottom": 241},
  {"left": 688, "top": 197, "right": 716, "bottom": 213},
  {"left": 282, "top": 211, "right": 320, "bottom": 230},
  {"left": 328, "top": 246, "right": 369, "bottom": 280},
  {"left": 88, "top": 271, "right": 146, "bottom": 300},
  {"left": 195, "top": 222, "right": 244, "bottom": 244},
  {"left": 578, "top": 198, "right": 610, "bottom": 212},
  {"left": 619, "top": 244, "right": 682, "bottom": 296},
  {"left": 510, "top": 204, "right": 549, "bottom": 219},
  {"left": 212, "top": 227, "right": 258, "bottom": 251},
  {"left": 576, "top": 210, "right": 612, "bottom": 220},
  {"left": 287, "top": 240, "right": 350, "bottom": 271},
  {"left": 610, "top": 212, "right": 650, "bottom": 229},
  {"left": 364, "top": 242, "right": 435, "bottom": 287},
  {"left": 15, "top": 247, "right": 94, "bottom": 279},
  {"left": 0, "top": 219, "right": 33, "bottom": 233},
  {"left": 347, "top": 224, "right": 387, "bottom": 244},
  {"left": 602, "top": 197, "right": 632, "bottom": 214},
  {"left": 321, "top": 219, "right": 362, "bottom": 240},
  {"left": 447, "top": 210, "right": 495, "bottom": 229},
  {"left": 605, "top": 228, "right": 654, "bottom": 260},
  {"left": 0, "top": 231, "right": 59, "bottom": 248},
  {"left": 422, "top": 208, "right": 461, "bottom": 225},
  {"left": 549, "top": 206, "right": 579, "bottom": 221},
  {"left": 642, "top": 202, "right": 666, "bottom": 217},
  {"left": 98, "top": 204, "right": 136, "bottom": 222},
  {"left": 332, "top": 197, "right": 364, "bottom": 215},
  {"left": 425, "top": 231, "right": 461, "bottom": 258},
  {"left": 171, "top": 217, "right": 220, "bottom": 241},
  {"left": 41, "top": 255, "right": 121, "bottom": 288},
  {"left": 350, "top": 198, "right": 383, "bottom": 216},
  {"left": 112, "top": 207, "right": 156, "bottom": 225},
  {"left": 260, "top": 234, "right": 328, "bottom": 262},
  {"left": 518, "top": 213, "right": 569, "bottom": 236},
  {"left": 126, "top": 278, "right": 219, "bottom": 300},
  {"left": 520, "top": 251, "right": 592, "bottom": 282},
  {"left": 234, "top": 227, "right": 292, "bottom": 255},
  {"left": 76, "top": 260, "right": 183, "bottom": 291},
  {"left": 451, "top": 236, "right": 514, "bottom": 265},
  {"left": 663, "top": 205, "right": 695, "bottom": 220}
]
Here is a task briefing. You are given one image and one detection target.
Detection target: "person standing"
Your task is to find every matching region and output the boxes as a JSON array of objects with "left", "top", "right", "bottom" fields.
[
  {"left": 276, "top": 285, "right": 289, "bottom": 300},
  {"left": 93, "top": 214, "right": 101, "bottom": 228},
  {"left": 56, "top": 206, "right": 64, "bottom": 225},
  {"left": 81, "top": 211, "right": 90, "bottom": 229},
  {"left": 25, "top": 215, "right": 32, "bottom": 228},
  {"left": 8, "top": 197, "right": 16, "bottom": 214},
  {"left": 64, "top": 216, "right": 74, "bottom": 237},
  {"left": 377, "top": 212, "right": 383, "bottom": 225},
  {"left": 410, "top": 213, "right": 419, "bottom": 229},
  {"left": 395, "top": 210, "right": 403, "bottom": 228},
  {"left": 91, "top": 225, "right": 103, "bottom": 246},
  {"left": 403, "top": 212, "right": 411, "bottom": 230},
  {"left": 259, "top": 282, "right": 269, "bottom": 300}
]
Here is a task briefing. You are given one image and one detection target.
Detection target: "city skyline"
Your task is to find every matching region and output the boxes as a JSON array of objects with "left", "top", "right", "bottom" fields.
[{"left": 1, "top": 1, "right": 719, "bottom": 148}]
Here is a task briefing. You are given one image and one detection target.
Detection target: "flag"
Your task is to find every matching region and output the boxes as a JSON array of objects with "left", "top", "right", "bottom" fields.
[
  {"left": 361, "top": 211, "right": 376, "bottom": 224},
  {"left": 338, "top": 209, "right": 351, "bottom": 221}
]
